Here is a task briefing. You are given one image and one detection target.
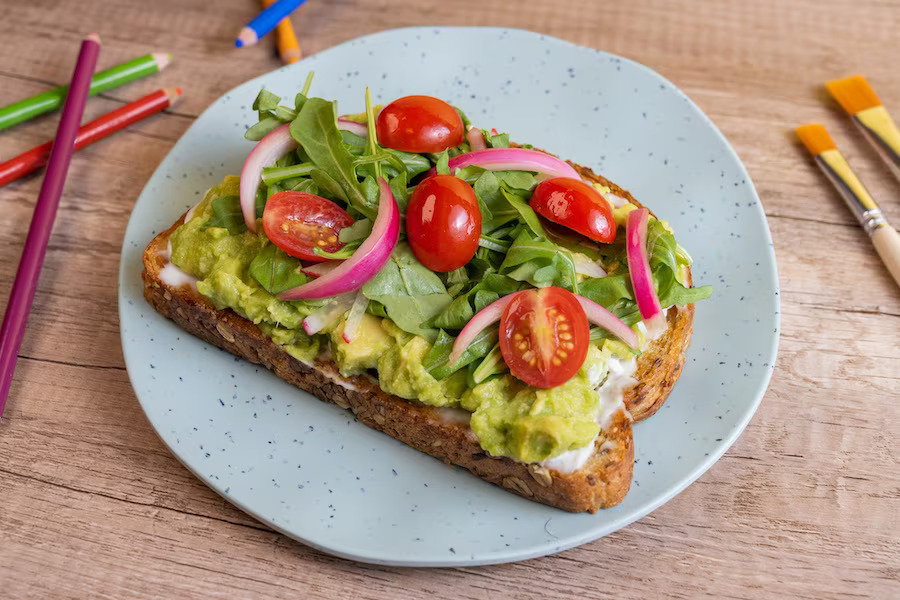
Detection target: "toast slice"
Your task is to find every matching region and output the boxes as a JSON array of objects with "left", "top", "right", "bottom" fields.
[{"left": 141, "top": 163, "right": 694, "bottom": 513}]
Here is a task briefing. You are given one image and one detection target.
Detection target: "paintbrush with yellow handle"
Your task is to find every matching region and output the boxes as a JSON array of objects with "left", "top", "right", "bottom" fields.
[
  {"left": 795, "top": 123, "right": 900, "bottom": 287},
  {"left": 826, "top": 76, "right": 900, "bottom": 183}
]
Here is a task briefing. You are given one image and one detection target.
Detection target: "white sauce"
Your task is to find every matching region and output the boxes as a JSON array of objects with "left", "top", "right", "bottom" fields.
[
  {"left": 159, "top": 263, "right": 198, "bottom": 290},
  {"left": 316, "top": 366, "right": 359, "bottom": 392},
  {"left": 540, "top": 356, "right": 637, "bottom": 474},
  {"left": 436, "top": 407, "right": 471, "bottom": 424},
  {"left": 604, "top": 193, "right": 631, "bottom": 208},
  {"left": 184, "top": 201, "right": 201, "bottom": 223}
]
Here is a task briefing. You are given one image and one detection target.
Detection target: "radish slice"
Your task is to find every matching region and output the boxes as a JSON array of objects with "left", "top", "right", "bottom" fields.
[
  {"left": 302, "top": 294, "right": 354, "bottom": 336},
  {"left": 575, "top": 296, "right": 639, "bottom": 350},
  {"left": 240, "top": 124, "right": 298, "bottom": 232},
  {"left": 342, "top": 291, "right": 369, "bottom": 343},
  {"left": 337, "top": 118, "right": 368, "bottom": 137},
  {"left": 448, "top": 293, "right": 519, "bottom": 364},
  {"left": 301, "top": 261, "right": 341, "bottom": 279},
  {"left": 278, "top": 178, "right": 399, "bottom": 301},
  {"left": 467, "top": 126, "right": 487, "bottom": 151},
  {"left": 572, "top": 253, "right": 607, "bottom": 279},
  {"left": 490, "top": 128, "right": 499, "bottom": 136},
  {"left": 626, "top": 208, "right": 666, "bottom": 336},
  {"left": 426, "top": 148, "right": 581, "bottom": 179}
]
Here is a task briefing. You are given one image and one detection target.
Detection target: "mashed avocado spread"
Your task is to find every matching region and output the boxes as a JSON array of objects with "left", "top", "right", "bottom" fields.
[{"left": 169, "top": 176, "right": 635, "bottom": 464}]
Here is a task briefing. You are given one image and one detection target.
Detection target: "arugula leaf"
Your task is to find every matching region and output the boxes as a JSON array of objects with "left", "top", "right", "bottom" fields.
[
  {"left": 361, "top": 243, "right": 452, "bottom": 340},
  {"left": 500, "top": 187, "right": 547, "bottom": 238},
  {"left": 252, "top": 89, "right": 281, "bottom": 112},
  {"left": 248, "top": 245, "right": 307, "bottom": 295},
  {"left": 423, "top": 328, "right": 497, "bottom": 380},
  {"left": 274, "top": 105, "right": 297, "bottom": 121},
  {"left": 254, "top": 187, "right": 267, "bottom": 219},
  {"left": 244, "top": 116, "right": 286, "bottom": 141},
  {"left": 290, "top": 178, "right": 319, "bottom": 194},
  {"left": 430, "top": 273, "right": 524, "bottom": 329},
  {"left": 500, "top": 230, "right": 577, "bottom": 291},
  {"left": 578, "top": 274, "right": 633, "bottom": 307},
  {"left": 388, "top": 170, "right": 410, "bottom": 213},
  {"left": 469, "top": 342, "right": 507, "bottom": 385},
  {"left": 487, "top": 132, "right": 509, "bottom": 148},
  {"left": 497, "top": 171, "right": 536, "bottom": 191},
  {"left": 436, "top": 151, "right": 450, "bottom": 175},
  {"left": 202, "top": 195, "right": 246, "bottom": 234},
  {"left": 338, "top": 218, "right": 372, "bottom": 243},
  {"left": 290, "top": 98, "right": 374, "bottom": 218}
]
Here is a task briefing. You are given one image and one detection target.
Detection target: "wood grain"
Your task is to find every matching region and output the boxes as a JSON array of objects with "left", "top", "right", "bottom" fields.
[{"left": 1, "top": 0, "right": 898, "bottom": 598}]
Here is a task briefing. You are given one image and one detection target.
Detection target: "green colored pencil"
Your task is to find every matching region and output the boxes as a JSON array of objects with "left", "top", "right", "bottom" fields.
[{"left": 0, "top": 52, "right": 171, "bottom": 131}]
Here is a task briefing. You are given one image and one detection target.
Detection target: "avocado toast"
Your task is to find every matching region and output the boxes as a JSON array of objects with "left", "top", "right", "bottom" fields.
[{"left": 142, "top": 84, "right": 710, "bottom": 512}]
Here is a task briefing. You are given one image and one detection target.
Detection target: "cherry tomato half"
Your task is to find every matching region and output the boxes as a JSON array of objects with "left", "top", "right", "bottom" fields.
[
  {"left": 406, "top": 175, "right": 481, "bottom": 272},
  {"left": 262, "top": 191, "right": 354, "bottom": 262},
  {"left": 375, "top": 96, "right": 465, "bottom": 154},
  {"left": 499, "top": 287, "right": 590, "bottom": 388},
  {"left": 529, "top": 177, "right": 616, "bottom": 244}
]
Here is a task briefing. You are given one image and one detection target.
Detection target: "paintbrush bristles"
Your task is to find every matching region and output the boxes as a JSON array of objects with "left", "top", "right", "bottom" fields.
[
  {"left": 826, "top": 75, "right": 882, "bottom": 116},
  {"left": 795, "top": 124, "right": 837, "bottom": 156}
]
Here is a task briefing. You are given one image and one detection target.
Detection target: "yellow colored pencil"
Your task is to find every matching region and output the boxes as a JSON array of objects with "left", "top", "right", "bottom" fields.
[
  {"left": 795, "top": 123, "right": 900, "bottom": 287},
  {"left": 262, "top": 0, "right": 302, "bottom": 64}
]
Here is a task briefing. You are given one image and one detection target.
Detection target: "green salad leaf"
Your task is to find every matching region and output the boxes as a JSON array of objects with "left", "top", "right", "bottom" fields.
[
  {"left": 249, "top": 245, "right": 307, "bottom": 295},
  {"left": 202, "top": 195, "right": 246, "bottom": 235},
  {"left": 290, "top": 98, "right": 375, "bottom": 219},
  {"left": 361, "top": 244, "right": 453, "bottom": 340},
  {"left": 423, "top": 328, "right": 497, "bottom": 380}
]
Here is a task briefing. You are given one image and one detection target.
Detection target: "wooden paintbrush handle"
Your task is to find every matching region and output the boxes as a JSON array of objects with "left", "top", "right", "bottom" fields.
[{"left": 871, "top": 225, "right": 900, "bottom": 288}]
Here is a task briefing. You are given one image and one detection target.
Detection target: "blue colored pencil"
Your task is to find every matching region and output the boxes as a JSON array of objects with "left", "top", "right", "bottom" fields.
[{"left": 235, "top": 0, "right": 308, "bottom": 48}]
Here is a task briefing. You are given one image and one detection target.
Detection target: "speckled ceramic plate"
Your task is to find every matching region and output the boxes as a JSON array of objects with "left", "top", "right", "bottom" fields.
[{"left": 118, "top": 27, "right": 779, "bottom": 567}]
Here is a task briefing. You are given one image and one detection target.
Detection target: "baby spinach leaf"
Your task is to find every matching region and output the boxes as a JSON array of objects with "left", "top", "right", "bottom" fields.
[
  {"left": 361, "top": 244, "right": 452, "bottom": 340},
  {"left": 469, "top": 342, "right": 507, "bottom": 385},
  {"left": 500, "top": 230, "right": 577, "bottom": 291},
  {"left": 578, "top": 274, "right": 633, "bottom": 308},
  {"left": 202, "top": 195, "right": 246, "bottom": 235},
  {"left": 423, "top": 328, "right": 497, "bottom": 380},
  {"left": 487, "top": 132, "right": 509, "bottom": 148},
  {"left": 430, "top": 273, "right": 524, "bottom": 330},
  {"left": 500, "top": 187, "right": 547, "bottom": 238},
  {"left": 497, "top": 171, "right": 536, "bottom": 191},
  {"left": 290, "top": 98, "right": 374, "bottom": 218},
  {"left": 290, "top": 178, "right": 319, "bottom": 194},
  {"left": 252, "top": 89, "right": 281, "bottom": 112},
  {"left": 248, "top": 245, "right": 307, "bottom": 295}
]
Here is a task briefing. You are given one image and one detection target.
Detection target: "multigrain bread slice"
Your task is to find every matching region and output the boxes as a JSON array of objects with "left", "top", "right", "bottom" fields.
[{"left": 141, "top": 163, "right": 694, "bottom": 513}]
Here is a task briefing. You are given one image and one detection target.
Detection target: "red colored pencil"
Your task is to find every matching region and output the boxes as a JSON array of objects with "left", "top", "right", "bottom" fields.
[
  {"left": 0, "top": 33, "right": 101, "bottom": 417},
  {"left": 0, "top": 88, "right": 182, "bottom": 187}
]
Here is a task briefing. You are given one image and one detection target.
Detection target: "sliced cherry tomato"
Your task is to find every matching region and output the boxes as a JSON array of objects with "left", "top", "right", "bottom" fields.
[
  {"left": 406, "top": 175, "right": 481, "bottom": 272},
  {"left": 262, "top": 191, "right": 354, "bottom": 262},
  {"left": 499, "top": 287, "right": 590, "bottom": 388},
  {"left": 375, "top": 96, "right": 465, "bottom": 154},
  {"left": 529, "top": 177, "right": 616, "bottom": 244}
]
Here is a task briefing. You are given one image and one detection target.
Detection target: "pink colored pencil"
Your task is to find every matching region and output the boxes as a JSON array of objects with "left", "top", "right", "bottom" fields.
[{"left": 0, "top": 33, "right": 102, "bottom": 417}]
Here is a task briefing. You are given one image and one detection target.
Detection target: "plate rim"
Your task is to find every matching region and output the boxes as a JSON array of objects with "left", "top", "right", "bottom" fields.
[{"left": 118, "top": 25, "right": 781, "bottom": 567}]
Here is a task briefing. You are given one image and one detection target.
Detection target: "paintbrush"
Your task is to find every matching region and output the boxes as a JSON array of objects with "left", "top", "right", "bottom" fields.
[
  {"left": 795, "top": 123, "right": 900, "bottom": 287},
  {"left": 826, "top": 75, "right": 900, "bottom": 183}
]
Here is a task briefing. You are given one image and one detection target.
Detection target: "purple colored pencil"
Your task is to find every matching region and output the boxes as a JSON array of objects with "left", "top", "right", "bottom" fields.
[{"left": 0, "top": 33, "right": 102, "bottom": 417}]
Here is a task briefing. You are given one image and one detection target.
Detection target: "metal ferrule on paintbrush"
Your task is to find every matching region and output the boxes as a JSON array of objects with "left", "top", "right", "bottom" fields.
[
  {"left": 796, "top": 125, "right": 887, "bottom": 235},
  {"left": 795, "top": 123, "right": 900, "bottom": 287},
  {"left": 827, "top": 75, "right": 900, "bottom": 183}
]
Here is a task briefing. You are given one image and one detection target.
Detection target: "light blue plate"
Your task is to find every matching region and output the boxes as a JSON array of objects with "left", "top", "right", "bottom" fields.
[{"left": 118, "top": 27, "right": 779, "bottom": 567}]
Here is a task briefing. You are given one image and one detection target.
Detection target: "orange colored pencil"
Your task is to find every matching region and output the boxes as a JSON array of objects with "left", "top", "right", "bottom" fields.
[{"left": 262, "top": 0, "right": 302, "bottom": 63}]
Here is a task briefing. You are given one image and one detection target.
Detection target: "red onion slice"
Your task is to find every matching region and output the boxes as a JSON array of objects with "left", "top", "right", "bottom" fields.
[
  {"left": 278, "top": 178, "right": 399, "bottom": 301},
  {"left": 448, "top": 293, "right": 518, "bottom": 364},
  {"left": 337, "top": 118, "right": 368, "bottom": 137},
  {"left": 575, "top": 296, "right": 639, "bottom": 350},
  {"left": 302, "top": 294, "right": 354, "bottom": 336},
  {"left": 301, "top": 261, "right": 340, "bottom": 279},
  {"left": 626, "top": 208, "right": 666, "bottom": 335},
  {"left": 426, "top": 148, "right": 581, "bottom": 179},
  {"left": 341, "top": 291, "right": 370, "bottom": 343},
  {"left": 466, "top": 126, "right": 487, "bottom": 151},
  {"left": 572, "top": 253, "right": 607, "bottom": 279},
  {"left": 240, "top": 124, "right": 298, "bottom": 232}
]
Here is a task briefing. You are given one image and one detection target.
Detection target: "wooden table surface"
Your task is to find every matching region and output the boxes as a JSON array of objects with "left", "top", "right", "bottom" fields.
[{"left": 1, "top": 0, "right": 898, "bottom": 598}]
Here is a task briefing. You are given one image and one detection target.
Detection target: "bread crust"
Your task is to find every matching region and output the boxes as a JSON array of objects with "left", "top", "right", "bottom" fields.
[{"left": 140, "top": 162, "right": 694, "bottom": 512}]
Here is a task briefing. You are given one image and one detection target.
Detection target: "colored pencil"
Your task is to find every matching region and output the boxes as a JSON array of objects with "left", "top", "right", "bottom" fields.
[
  {"left": 0, "top": 88, "right": 183, "bottom": 188},
  {"left": 826, "top": 75, "right": 900, "bottom": 184},
  {"left": 263, "top": 0, "right": 302, "bottom": 63},
  {"left": 235, "top": 0, "right": 307, "bottom": 48},
  {"left": 795, "top": 123, "right": 900, "bottom": 288},
  {"left": 0, "top": 33, "right": 102, "bottom": 416},
  {"left": 0, "top": 52, "right": 170, "bottom": 132}
]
